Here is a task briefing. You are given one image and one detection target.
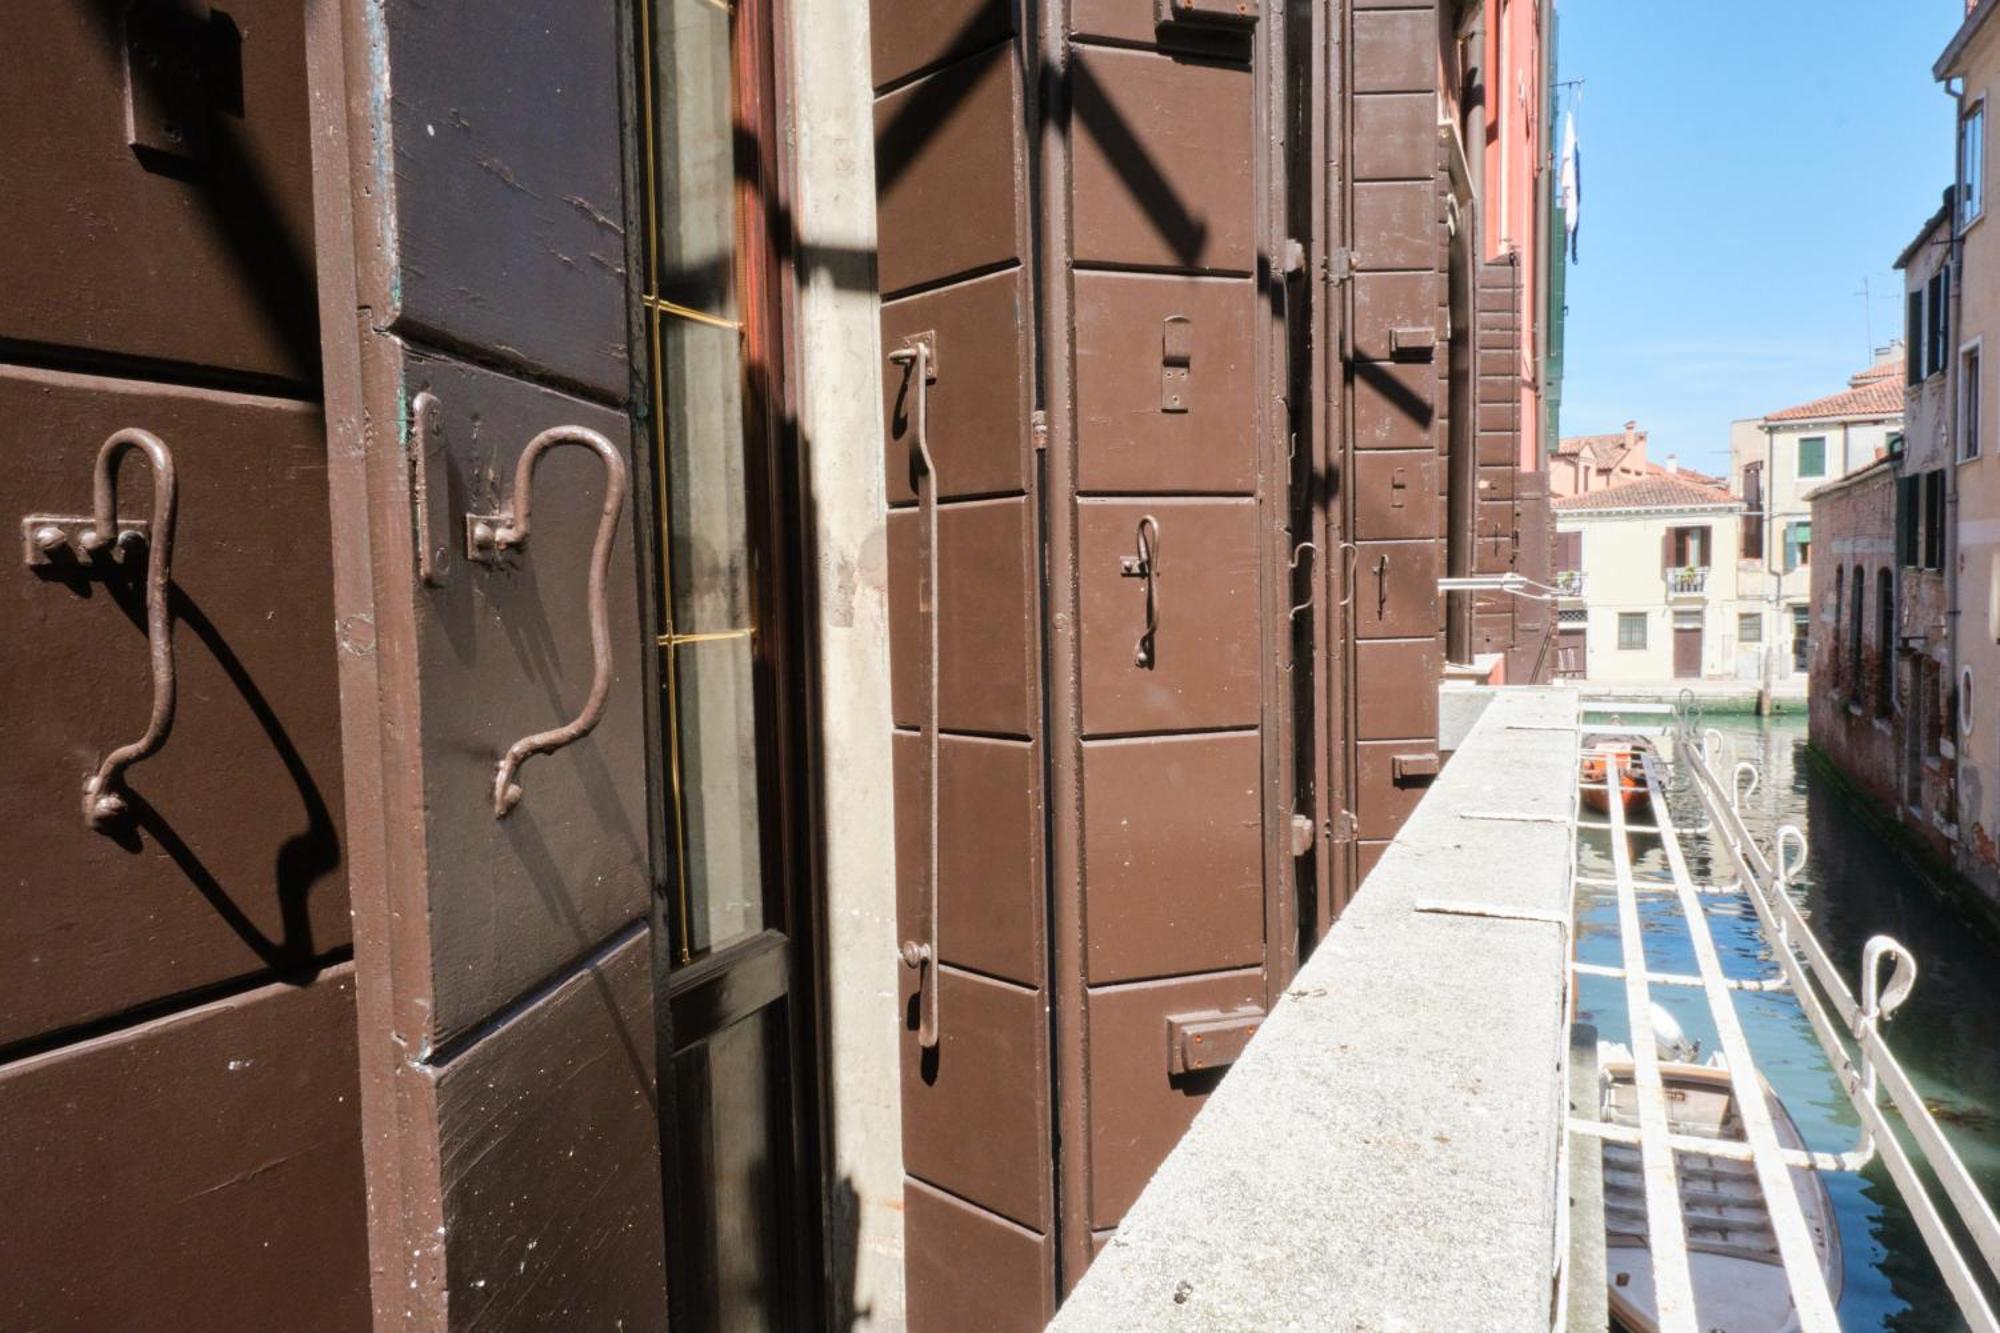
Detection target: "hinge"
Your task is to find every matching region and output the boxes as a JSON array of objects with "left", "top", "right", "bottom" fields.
[
  {"left": 1330, "top": 810, "right": 1357, "bottom": 842},
  {"left": 1328, "top": 248, "right": 1355, "bottom": 285},
  {"left": 1031, "top": 409, "right": 1049, "bottom": 452}
]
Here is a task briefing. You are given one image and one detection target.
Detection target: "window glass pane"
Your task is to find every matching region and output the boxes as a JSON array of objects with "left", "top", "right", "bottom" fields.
[
  {"left": 1618, "top": 613, "right": 1646, "bottom": 650},
  {"left": 1964, "top": 105, "right": 1985, "bottom": 226},
  {"left": 1739, "top": 612, "right": 1762, "bottom": 644},
  {"left": 658, "top": 313, "right": 755, "bottom": 633},
  {"left": 669, "top": 1003, "right": 794, "bottom": 1330},
  {"left": 652, "top": 0, "right": 740, "bottom": 320},
  {"left": 673, "top": 635, "right": 765, "bottom": 956}
]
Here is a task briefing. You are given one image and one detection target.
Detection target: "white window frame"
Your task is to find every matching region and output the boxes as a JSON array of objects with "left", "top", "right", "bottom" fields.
[
  {"left": 1963, "top": 96, "right": 1987, "bottom": 232},
  {"left": 1962, "top": 337, "right": 1984, "bottom": 463}
]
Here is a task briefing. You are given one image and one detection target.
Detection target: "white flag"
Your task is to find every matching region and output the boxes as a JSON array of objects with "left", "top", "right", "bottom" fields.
[{"left": 1559, "top": 110, "right": 1581, "bottom": 262}]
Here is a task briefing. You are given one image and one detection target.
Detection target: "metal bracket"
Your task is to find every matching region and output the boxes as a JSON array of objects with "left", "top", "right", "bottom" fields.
[
  {"left": 22, "top": 515, "right": 149, "bottom": 567},
  {"left": 1167, "top": 1007, "right": 1265, "bottom": 1076},
  {"left": 900, "top": 330, "right": 939, "bottom": 381},
  {"left": 1161, "top": 315, "right": 1192, "bottom": 414},
  {"left": 410, "top": 390, "right": 450, "bottom": 585},
  {"left": 1389, "top": 326, "right": 1438, "bottom": 360}
]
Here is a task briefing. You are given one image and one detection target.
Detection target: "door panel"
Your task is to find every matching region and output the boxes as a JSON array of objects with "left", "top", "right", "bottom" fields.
[
  {"left": 1351, "top": 93, "right": 1434, "bottom": 182},
  {"left": 406, "top": 359, "right": 650, "bottom": 1048},
  {"left": 1353, "top": 449, "right": 1442, "bottom": 541},
  {"left": 1353, "top": 183, "right": 1436, "bottom": 271},
  {"left": 1078, "top": 499, "right": 1261, "bottom": 736},
  {"left": 874, "top": 46, "right": 1026, "bottom": 296},
  {"left": 1353, "top": 540, "right": 1442, "bottom": 641},
  {"left": 888, "top": 497, "right": 1038, "bottom": 737},
  {"left": 1353, "top": 272, "right": 1440, "bottom": 363},
  {"left": 372, "top": 0, "right": 630, "bottom": 398},
  {"left": 434, "top": 930, "right": 666, "bottom": 1327},
  {"left": 895, "top": 732, "right": 1044, "bottom": 987},
  {"left": 0, "top": 0, "right": 318, "bottom": 384},
  {"left": 872, "top": 0, "right": 1014, "bottom": 90},
  {"left": 900, "top": 964, "right": 1052, "bottom": 1231},
  {"left": 1355, "top": 640, "right": 1442, "bottom": 741},
  {"left": 1070, "top": 47, "right": 1254, "bottom": 273},
  {"left": 881, "top": 269, "right": 1033, "bottom": 504},
  {"left": 1354, "top": 361, "right": 1438, "bottom": 449},
  {"left": 0, "top": 969, "right": 368, "bottom": 1331},
  {"left": 1082, "top": 733, "right": 1263, "bottom": 984},
  {"left": 1085, "top": 967, "right": 1265, "bottom": 1228},
  {"left": 1074, "top": 273, "right": 1258, "bottom": 495},
  {"left": 904, "top": 1178, "right": 1055, "bottom": 1333},
  {"left": 310, "top": 0, "right": 668, "bottom": 1318},
  {"left": 1354, "top": 739, "right": 1437, "bottom": 840},
  {"left": 1, "top": 366, "right": 347, "bottom": 1048}
]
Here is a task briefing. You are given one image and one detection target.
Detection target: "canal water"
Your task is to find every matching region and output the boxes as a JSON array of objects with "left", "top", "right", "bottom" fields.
[{"left": 1572, "top": 712, "right": 2000, "bottom": 1330}]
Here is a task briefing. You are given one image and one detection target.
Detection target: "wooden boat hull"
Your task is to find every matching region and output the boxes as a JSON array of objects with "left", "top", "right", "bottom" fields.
[
  {"left": 1581, "top": 747, "right": 1647, "bottom": 817},
  {"left": 1598, "top": 1056, "right": 1843, "bottom": 1333}
]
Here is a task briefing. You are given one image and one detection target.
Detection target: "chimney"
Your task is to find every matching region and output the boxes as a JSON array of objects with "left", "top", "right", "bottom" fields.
[
  {"left": 1623, "top": 420, "right": 1646, "bottom": 472},
  {"left": 1665, "top": 454, "right": 1679, "bottom": 474}
]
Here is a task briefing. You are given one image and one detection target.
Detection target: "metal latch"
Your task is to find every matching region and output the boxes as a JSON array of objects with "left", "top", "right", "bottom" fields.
[
  {"left": 1167, "top": 1007, "right": 1265, "bottom": 1076},
  {"left": 1389, "top": 326, "right": 1437, "bottom": 361},
  {"left": 1390, "top": 466, "right": 1409, "bottom": 511},
  {"left": 1392, "top": 752, "right": 1441, "bottom": 783},
  {"left": 123, "top": 0, "right": 239, "bottom": 166},
  {"left": 1161, "top": 315, "right": 1192, "bottom": 413},
  {"left": 1156, "top": 0, "right": 1260, "bottom": 27}
]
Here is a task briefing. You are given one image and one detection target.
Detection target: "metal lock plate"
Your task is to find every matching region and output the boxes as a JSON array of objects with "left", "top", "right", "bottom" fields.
[
  {"left": 1167, "top": 1007, "right": 1265, "bottom": 1076},
  {"left": 1390, "top": 466, "right": 1408, "bottom": 510},
  {"left": 123, "top": 0, "right": 238, "bottom": 166},
  {"left": 1160, "top": 315, "right": 1192, "bottom": 414}
]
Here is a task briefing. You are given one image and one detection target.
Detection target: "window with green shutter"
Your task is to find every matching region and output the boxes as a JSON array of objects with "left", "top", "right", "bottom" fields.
[{"left": 1798, "top": 436, "right": 1827, "bottom": 478}]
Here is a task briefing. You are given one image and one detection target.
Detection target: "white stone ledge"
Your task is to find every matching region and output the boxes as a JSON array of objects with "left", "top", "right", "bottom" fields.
[{"left": 1049, "top": 688, "right": 1580, "bottom": 1333}]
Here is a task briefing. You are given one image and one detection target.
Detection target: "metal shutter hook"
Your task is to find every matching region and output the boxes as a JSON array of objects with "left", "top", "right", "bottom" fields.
[{"left": 465, "top": 425, "right": 629, "bottom": 818}]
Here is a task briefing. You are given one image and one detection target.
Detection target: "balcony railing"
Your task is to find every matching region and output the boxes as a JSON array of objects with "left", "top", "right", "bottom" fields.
[
  {"left": 1666, "top": 564, "right": 1710, "bottom": 595},
  {"left": 1554, "top": 568, "right": 1585, "bottom": 597}
]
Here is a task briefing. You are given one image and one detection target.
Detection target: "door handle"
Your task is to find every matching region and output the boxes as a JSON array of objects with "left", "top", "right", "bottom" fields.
[
  {"left": 21, "top": 429, "right": 179, "bottom": 828},
  {"left": 1120, "top": 514, "right": 1162, "bottom": 668},
  {"left": 465, "top": 426, "right": 629, "bottom": 818},
  {"left": 890, "top": 336, "right": 941, "bottom": 1048},
  {"left": 1374, "top": 553, "right": 1390, "bottom": 617}
]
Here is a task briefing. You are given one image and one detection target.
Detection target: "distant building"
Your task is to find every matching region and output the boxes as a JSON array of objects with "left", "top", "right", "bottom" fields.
[
  {"left": 1553, "top": 470, "right": 1744, "bottom": 682},
  {"left": 1730, "top": 346, "right": 1906, "bottom": 684}
]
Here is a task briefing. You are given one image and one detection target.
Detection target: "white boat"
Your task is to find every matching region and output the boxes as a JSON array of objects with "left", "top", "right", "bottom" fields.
[{"left": 1597, "top": 1037, "right": 1844, "bottom": 1332}]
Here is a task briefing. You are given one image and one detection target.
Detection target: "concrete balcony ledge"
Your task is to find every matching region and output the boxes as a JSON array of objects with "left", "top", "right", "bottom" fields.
[{"left": 1049, "top": 688, "right": 1579, "bottom": 1332}]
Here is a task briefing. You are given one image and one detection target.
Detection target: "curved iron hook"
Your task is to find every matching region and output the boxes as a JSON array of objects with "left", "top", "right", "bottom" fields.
[
  {"left": 1774, "top": 822, "right": 1808, "bottom": 886},
  {"left": 81, "top": 429, "right": 178, "bottom": 829},
  {"left": 1335, "top": 540, "right": 1359, "bottom": 608},
  {"left": 1731, "top": 760, "right": 1760, "bottom": 813},
  {"left": 470, "top": 427, "right": 629, "bottom": 818},
  {"left": 1288, "top": 541, "right": 1318, "bottom": 620},
  {"left": 1132, "top": 514, "right": 1161, "bottom": 668}
]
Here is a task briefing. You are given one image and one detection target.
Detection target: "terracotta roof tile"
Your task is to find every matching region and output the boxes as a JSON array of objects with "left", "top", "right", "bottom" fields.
[
  {"left": 1553, "top": 473, "right": 1741, "bottom": 513},
  {"left": 1766, "top": 376, "right": 1905, "bottom": 423}
]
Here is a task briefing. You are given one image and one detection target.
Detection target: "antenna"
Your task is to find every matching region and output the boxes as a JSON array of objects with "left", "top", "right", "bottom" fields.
[{"left": 1854, "top": 276, "right": 1873, "bottom": 357}]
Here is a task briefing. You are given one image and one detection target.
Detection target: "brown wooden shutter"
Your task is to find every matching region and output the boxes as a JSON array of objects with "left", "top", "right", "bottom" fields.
[
  {"left": 1557, "top": 530, "right": 1582, "bottom": 572},
  {"left": 307, "top": 2, "right": 668, "bottom": 1325}
]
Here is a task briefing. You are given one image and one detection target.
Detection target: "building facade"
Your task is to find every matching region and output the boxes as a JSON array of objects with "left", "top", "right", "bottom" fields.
[
  {"left": 1553, "top": 472, "right": 1744, "bottom": 683},
  {"left": 0, "top": 2, "right": 1561, "bottom": 1330},
  {"left": 1729, "top": 347, "right": 1906, "bottom": 686}
]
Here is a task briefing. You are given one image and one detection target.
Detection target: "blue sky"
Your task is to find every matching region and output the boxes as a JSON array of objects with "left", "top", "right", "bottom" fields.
[{"left": 1556, "top": 2, "right": 1964, "bottom": 475}]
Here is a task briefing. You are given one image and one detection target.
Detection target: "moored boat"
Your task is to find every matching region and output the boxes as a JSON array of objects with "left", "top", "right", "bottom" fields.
[{"left": 1597, "top": 1044, "right": 1844, "bottom": 1332}]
